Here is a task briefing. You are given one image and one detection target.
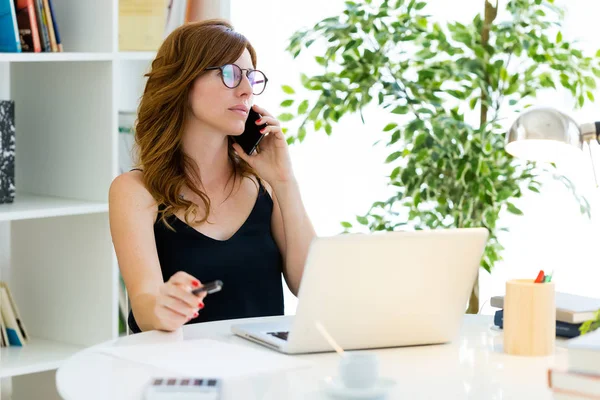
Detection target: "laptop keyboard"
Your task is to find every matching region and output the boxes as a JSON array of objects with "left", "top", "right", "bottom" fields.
[{"left": 267, "top": 331, "right": 289, "bottom": 341}]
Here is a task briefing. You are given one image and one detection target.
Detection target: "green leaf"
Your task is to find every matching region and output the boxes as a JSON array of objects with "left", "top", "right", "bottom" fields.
[
  {"left": 341, "top": 221, "right": 353, "bottom": 228},
  {"left": 506, "top": 203, "right": 524, "bottom": 216},
  {"left": 280, "top": 99, "right": 294, "bottom": 107},
  {"left": 391, "top": 106, "right": 409, "bottom": 114},
  {"left": 298, "top": 100, "right": 309, "bottom": 115},
  {"left": 414, "top": 133, "right": 427, "bottom": 148},
  {"left": 588, "top": 91, "right": 595, "bottom": 102},
  {"left": 383, "top": 123, "right": 398, "bottom": 132},
  {"left": 298, "top": 126, "right": 307, "bottom": 142},
  {"left": 469, "top": 97, "right": 478, "bottom": 110},
  {"left": 415, "top": 1, "right": 427, "bottom": 10},
  {"left": 385, "top": 152, "right": 402, "bottom": 163},
  {"left": 278, "top": 113, "right": 295, "bottom": 122},
  {"left": 325, "top": 123, "right": 332, "bottom": 135},
  {"left": 356, "top": 216, "right": 369, "bottom": 225},
  {"left": 390, "top": 129, "right": 401, "bottom": 145},
  {"left": 584, "top": 76, "right": 597, "bottom": 89},
  {"left": 282, "top": 85, "right": 295, "bottom": 94},
  {"left": 556, "top": 31, "right": 562, "bottom": 43}
]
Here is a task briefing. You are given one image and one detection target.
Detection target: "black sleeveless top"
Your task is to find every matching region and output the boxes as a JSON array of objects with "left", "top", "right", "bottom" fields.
[{"left": 128, "top": 174, "right": 284, "bottom": 333}]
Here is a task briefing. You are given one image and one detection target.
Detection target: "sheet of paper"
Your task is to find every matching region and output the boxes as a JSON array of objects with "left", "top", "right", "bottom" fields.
[
  {"left": 97, "top": 338, "right": 312, "bottom": 378},
  {"left": 556, "top": 293, "right": 600, "bottom": 313}
]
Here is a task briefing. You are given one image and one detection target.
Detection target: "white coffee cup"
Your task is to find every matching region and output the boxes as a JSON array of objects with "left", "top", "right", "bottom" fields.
[{"left": 338, "top": 352, "right": 379, "bottom": 389}]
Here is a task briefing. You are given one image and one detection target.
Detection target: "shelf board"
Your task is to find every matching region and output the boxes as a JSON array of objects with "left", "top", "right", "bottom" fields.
[
  {"left": 116, "top": 51, "right": 156, "bottom": 61},
  {"left": 0, "top": 193, "right": 108, "bottom": 222},
  {"left": 0, "top": 338, "right": 83, "bottom": 378},
  {"left": 0, "top": 52, "right": 113, "bottom": 62}
]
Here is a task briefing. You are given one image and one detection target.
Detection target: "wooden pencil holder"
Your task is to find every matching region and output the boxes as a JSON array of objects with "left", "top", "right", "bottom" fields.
[{"left": 503, "top": 279, "right": 555, "bottom": 356}]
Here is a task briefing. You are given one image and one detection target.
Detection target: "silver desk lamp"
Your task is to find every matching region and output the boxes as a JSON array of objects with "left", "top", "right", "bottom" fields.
[{"left": 506, "top": 107, "right": 600, "bottom": 186}]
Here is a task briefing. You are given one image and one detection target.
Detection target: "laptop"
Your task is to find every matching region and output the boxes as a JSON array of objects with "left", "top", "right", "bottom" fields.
[{"left": 231, "top": 227, "right": 489, "bottom": 354}]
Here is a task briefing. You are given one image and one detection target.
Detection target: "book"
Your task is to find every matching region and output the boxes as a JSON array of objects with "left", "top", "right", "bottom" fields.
[
  {"left": 568, "top": 329, "right": 600, "bottom": 376},
  {"left": 184, "top": 0, "right": 203, "bottom": 23},
  {"left": 494, "top": 309, "right": 582, "bottom": 338},
  {"left": 15, "top": 0, "right": 41, "bottom": 52},
  {"left": 0, "top": 100, "right": 16, "bottom": 204},
  {"left": 119, "top": 0, "right": 166, "bottom": 51},
  {"left": 0, "top": 0, "right": 22, "bottom": 52},
  {"left": 548, "top": 369, "right": 600, "bottom": 399},
  {"left": 46, "top": 0, "right": 61, "bottom": 51},
  {"left": 0, "top": 286, "right": 26, "bottom": 346},
  {"left": 490, "top": 292, "right": 600, "bottom": 324},
  {"left": 42, "top": 0, "right": 57, "bottom": 51},
  {"left": 552, "top": 392, "right": 599, "bottom": 400},
  {"left": 33, "top": 0, "right": 50, "bottom": 51},
  {"left": 0, "top": 311, "right": 8, "bottom": 347},
  {"left": 0, "top": 282, "right": 29, "bottom": 344}
]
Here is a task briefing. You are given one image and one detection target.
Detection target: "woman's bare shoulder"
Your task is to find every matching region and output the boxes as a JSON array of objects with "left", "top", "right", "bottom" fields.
[{"left": 109, "top": 170, "right": 157, "bottom": 212}]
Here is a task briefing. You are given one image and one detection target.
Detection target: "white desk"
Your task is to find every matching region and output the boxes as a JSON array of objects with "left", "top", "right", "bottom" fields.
[{"left": 56, "top": 315, "right": 566, "bottom": 399}]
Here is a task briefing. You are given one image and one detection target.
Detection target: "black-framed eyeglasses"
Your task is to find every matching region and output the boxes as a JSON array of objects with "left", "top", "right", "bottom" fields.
[{"left": 206, "top": 64, "right": 268, "bottom": 95}]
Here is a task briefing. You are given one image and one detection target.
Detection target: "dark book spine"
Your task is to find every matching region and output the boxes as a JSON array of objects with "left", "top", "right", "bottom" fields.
[
  {"left": 16, "top": 0, "right": 41, "bottom": 52},
  {"left": 494, "top": 309, "right": 582, "bottom": 338},
  {"left": 33, "top": 0, "right": 49, "bottom": 51},
  {"left": 0, "top": 101, "right": 16, "bottom": 204},
  {"left": 47, "top": 0, "right": 61, "bottom": 51}
]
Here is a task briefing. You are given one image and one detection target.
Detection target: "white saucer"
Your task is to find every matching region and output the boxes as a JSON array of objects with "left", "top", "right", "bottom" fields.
[{"left": 320, "top": 376, "right": 397, "bottom": 399}]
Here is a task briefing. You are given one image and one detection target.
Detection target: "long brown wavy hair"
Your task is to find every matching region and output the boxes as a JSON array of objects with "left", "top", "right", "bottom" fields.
[{"left": 134, "top": 19, "right": 261, "bottom": 230}]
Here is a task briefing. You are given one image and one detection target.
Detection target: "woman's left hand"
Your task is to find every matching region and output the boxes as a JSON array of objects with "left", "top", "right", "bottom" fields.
[{"left": 232, "top": 104, "right": 295, "bottom": 186}]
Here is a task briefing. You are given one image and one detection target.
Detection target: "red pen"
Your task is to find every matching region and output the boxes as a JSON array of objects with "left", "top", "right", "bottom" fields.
[{"left": 534, "top": 270, "right": 545, "bottom": 283}]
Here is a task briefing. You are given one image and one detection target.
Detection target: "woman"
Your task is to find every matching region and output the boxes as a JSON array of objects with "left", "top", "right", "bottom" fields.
[{"left": 109, "top": 19, "right": 316, "bottom": 333}]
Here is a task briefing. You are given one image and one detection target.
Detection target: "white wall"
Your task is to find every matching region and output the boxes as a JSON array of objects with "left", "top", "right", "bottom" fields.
[{"left": 231, "top": 0, "right": 600, "bottom": 315}]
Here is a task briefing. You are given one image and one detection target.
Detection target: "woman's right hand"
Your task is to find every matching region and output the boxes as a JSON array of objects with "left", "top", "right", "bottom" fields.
[{"left": 152, "top": 271, "right": 207, "bottom": 331}]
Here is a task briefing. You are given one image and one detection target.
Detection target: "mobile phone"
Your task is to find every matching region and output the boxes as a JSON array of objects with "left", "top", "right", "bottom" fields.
[
  {"left": 144, "top": 377, "right": 221, "bottom": 400},
  {"left": 233, "top": 108, "right": 268, "bottom": 155},
  {"left": 191, "top": 280, "right": 223, "bottom": 295}
]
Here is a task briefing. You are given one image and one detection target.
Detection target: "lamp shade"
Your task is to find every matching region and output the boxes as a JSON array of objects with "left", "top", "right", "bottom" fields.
[{"left": 506, "top": 107, "right": 583, "bottom": 162}]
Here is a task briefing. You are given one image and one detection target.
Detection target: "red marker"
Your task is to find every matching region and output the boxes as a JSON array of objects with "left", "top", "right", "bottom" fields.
[{"left": 534, "top": 270, "right": 545, "bottom": 283}]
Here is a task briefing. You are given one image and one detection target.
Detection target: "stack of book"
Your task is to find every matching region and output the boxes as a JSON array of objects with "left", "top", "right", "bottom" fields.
[
  {"left": 490, "top": 292, "right": 600, "bottom": 338},
  {"left": 0, "top": 0, "right": 63, "bottom": 53},
  {"left": 0, "top": 281, "right": 29, "bottom": 347},
  {"left": 548, "top": 329, "right": 600, "bottom": 399}
]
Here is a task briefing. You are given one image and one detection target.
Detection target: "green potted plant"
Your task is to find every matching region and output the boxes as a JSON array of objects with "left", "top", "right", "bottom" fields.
[{"left": 279, "top": 0, "right": 597, "bottom": 313}]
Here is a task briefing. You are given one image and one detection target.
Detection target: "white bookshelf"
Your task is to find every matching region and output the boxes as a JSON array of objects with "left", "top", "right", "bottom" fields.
[
  {"left": 0, "top": 53, "right": 114, "bottom": 62},
  {"left": 0, "top": 1, "right": 231, "bottom": 398},
  {"left": 0, "top": 193, "right": 107, "bottom": 222},
  {"left": 1, "top": 1, "right": 148, "bottom": 399},
  {"left": 0, "top": 339, "right": 83, "bottom": 379}
]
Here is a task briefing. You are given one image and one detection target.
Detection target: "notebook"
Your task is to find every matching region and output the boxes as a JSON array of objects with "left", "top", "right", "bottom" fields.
[
  {"left": 490, "top": 292, "right": 600, "bottom": 324},
  {"left": 567, "top": 329, "right": 600, "bottom": 375},
  {"left": 547, "top": 369, "right": 600, "bottom": 398}
]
